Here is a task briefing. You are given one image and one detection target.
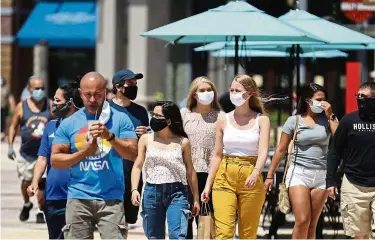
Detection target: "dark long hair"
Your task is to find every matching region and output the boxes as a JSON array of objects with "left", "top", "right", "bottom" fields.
[
  {"left": 296, "top": 83, "right": 327, "bottom": 115},
  {"left": 154, "top": 100, "right": 188, "bottom": 138},
  {"left": 59, "top": 77, "right": 83, "bottom": 108}
]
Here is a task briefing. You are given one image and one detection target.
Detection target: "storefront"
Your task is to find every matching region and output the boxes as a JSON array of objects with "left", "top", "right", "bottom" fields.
[{"left": 16, "top": 0, "right": 96, "bottom": 97}]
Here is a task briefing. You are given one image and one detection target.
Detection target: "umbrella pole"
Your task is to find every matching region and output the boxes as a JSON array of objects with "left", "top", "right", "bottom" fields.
[
  {"left": 296, "top": 44, "right": 301, "bottom": 102},
  {"left": 234, "top": 36, "right": 239, "bottom": 75},
  {"left": 289, "top": 45, "right": 295, "bottom": 116}
]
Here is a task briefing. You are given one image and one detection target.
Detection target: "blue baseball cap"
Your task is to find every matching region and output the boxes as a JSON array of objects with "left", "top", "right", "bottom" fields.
[{"left": 112, "top": 69, "right": 143, "bottom": 85}]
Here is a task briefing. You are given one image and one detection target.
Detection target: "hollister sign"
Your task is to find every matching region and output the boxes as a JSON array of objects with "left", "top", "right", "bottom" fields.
[{"left": 341, "top": 0, "right": 375, "bottom": 23}]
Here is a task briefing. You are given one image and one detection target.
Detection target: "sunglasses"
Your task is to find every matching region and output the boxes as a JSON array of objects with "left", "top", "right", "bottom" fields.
[
  {"left": 34, "top": 87, "right": 45, "bottom": 90},
  {"left": 150, "top": 111, "right": 166, "bottom": 120}
]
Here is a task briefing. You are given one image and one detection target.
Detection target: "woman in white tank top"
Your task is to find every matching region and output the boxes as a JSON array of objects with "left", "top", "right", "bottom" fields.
[
  {"left": 201, "top": 74, "right": 271, "bottom": 239},
  {"left": 130, "top": 101, "right": 200, "bottom": 239}
]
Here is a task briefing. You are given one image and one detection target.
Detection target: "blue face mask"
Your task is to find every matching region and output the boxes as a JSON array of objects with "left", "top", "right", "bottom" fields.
[{"left": 32, "top": 89, "right": 45, "bottom": 101}]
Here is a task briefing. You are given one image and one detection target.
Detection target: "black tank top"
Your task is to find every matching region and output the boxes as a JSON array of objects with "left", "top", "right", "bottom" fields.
[{"left": 20, "top": 99, "right": 52, "bottom": 160}]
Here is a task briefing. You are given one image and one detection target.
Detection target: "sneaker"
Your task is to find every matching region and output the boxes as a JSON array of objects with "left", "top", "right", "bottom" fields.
[
  {"left": 19, "top": 202, "right": 33, "bottom": 221},
  {"left": 36, "top": 212, "right": 45, "bottom": 224}
]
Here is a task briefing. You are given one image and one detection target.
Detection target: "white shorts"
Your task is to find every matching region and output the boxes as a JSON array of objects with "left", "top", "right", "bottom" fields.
[
  {"left": 17, "top": 155, "right": 37, "bottom": 181},
  {"left": 285, "top": 164, "right": 326, "bottom": 190}
]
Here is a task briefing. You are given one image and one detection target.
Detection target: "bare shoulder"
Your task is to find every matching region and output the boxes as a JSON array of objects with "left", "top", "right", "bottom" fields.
[
  {"left": 258, "top": 114, "right": 270, "bottom": 126},
  {"left": 218, "top": 111, "right": 228, "bottom": 119},
  {"left": 181, "top": 137, "right": 191, "bottom": 149},
  {"left": 139, "top": 133, "right": 150, "bottom": 146},
  {"left": 14, "top": 102, "right": 23, "bottom": 117},
  {"left": 15, "top": 101, "right": 22, "bottom": 111},
  {"left": 217, "top": 111, "right": 228, "bottom": 127},
  {"left": 217, "top": 110, "right": 226, "bottom": 118}
]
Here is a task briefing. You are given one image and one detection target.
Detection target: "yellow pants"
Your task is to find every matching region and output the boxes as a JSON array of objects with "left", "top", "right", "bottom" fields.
[{"left": 212, "top": 154, "right": 265, "bottom": 239}]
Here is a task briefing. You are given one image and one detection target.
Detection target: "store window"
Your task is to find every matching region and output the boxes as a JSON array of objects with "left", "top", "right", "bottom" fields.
[{"left": 48, "top": 48, "right": 95, "bottom": 97}]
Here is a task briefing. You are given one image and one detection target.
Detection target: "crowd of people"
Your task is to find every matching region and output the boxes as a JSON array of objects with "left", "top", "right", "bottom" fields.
[{"left": 4, "top": 69, "right": 375, "bottom": 239}]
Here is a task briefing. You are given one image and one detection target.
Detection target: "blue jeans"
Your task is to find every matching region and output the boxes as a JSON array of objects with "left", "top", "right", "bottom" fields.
[{"left": 141, "top": 182, "right": 190, "bottom": 239}]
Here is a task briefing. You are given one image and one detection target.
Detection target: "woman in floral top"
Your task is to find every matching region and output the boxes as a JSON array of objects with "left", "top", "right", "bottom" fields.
[{"left": 181, "top": 76, "right": 222, "bottom": 239}]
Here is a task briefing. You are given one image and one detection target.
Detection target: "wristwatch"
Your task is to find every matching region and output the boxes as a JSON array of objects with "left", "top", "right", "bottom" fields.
[
  {"left": 328, "top": 114, "right": 336, "bottom": 122},
  {"left": 106, "top": 132, "right": 115, "bottom": 142}
]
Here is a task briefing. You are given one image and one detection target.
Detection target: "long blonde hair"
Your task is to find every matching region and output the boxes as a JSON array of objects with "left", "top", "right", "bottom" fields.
[
  {"left": 233, "top": 74, "right": 265, "bottom": 114},
  {"left": 186, "top": 76, "right": 221, "bottom": 111}
]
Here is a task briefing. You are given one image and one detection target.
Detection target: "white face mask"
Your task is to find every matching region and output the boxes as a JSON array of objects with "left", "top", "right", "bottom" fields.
[
  {"left": 309, "top": 100, "right": 324, "bottom": 114},
  {"left": 196, "top": 91, "right": 214, "bottom": 105},
  {"left": 98, "top": 100, "right": 111, "bottom": 124},
  {"left": 87, "top": 100, "right": 111, "bottom": 141},
  {"left": 230, "top": 92, "right": 249, "bottom": 107}
]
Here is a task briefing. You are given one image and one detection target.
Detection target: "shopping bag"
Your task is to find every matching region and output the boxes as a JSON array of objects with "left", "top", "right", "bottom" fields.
[
  {"left": 278, "top": 183, "right": 291, "bottom": 214},
  {"left": 198, "top": 203, "right": 215, "bottom": 239}
]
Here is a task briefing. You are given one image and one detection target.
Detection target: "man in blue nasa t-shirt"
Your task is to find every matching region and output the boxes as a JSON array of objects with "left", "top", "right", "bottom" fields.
[{"left": 51, "top": 72, "right": 137, "bottom": 239}]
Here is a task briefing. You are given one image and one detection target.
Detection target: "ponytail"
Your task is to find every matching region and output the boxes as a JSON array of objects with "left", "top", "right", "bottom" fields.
[{"left": 59, "top": 76, "right": 83, "bottom": 108}]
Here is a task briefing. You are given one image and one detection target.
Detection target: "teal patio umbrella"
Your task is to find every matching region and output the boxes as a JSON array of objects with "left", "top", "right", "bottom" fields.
[
  {"left": 194, "top": 9, "right": 375, "bottom": 98},
  {"left": 141, "top": 1, "right": 323, "bottom": 75},
  {"left": 279, "top": 10, "right": 375, "bottom": 45},
  {"left": 195, "top": 41, "right": 375, "bottom": 52},
  {"left": 211, "top": 49, "right": 348, "bottom": 58},
  {"left": 279, "top": 10, "right": 375, "bottom": 94}
]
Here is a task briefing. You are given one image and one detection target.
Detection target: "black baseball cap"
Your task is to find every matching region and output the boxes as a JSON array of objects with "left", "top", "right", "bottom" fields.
[{"left": 112, "top": 69, "right": 143, "bottom": 85}]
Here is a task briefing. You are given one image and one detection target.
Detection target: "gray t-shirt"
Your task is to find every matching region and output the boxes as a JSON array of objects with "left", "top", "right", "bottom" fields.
[{"left": 282, "top": 115, "right": 330, "bottom": 169}]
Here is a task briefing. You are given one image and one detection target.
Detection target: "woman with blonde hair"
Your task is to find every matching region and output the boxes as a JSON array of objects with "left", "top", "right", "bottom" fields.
[
  {"left": 180, "top": 76, "right": 222, "bottom": 239},
  {"left": 201, "top": 74, "right": 270, "bottom": 239}
]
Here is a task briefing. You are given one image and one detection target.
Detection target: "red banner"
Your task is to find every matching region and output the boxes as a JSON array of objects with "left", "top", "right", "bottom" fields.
[{"left": 346, "top": 62, "right": 361, "bottom": 114}]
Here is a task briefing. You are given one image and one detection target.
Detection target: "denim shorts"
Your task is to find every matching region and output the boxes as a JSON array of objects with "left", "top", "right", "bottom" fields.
[{"left": 141, "top": 182, "right": 190, "bottom": 239}]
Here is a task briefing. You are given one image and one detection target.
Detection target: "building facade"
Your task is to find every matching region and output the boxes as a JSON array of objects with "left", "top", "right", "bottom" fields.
[{"left": 1, "top": 0, "right": 14, "bottom": 88}]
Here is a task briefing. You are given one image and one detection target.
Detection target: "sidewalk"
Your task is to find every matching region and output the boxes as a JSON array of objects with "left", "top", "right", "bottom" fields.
[
  {"left": 1, "top": 137, "right": 344, "bottom": 239},
  {"left": 1, "top": 138, "right": 147, "bottom": 239}
]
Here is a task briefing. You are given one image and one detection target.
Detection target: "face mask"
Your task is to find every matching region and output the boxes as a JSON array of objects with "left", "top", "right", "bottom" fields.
[
  {"left": 230, "top": 92, "right": 249, "bottom": 107},
  {"left": 357, "top": 97, "right": 375, "bottom": 121},
  {"left": 98, "top": 100, "right": 111, "bottom": 124},
  {"left": 309, "top": 100, "right": 324, "bottom": 114},
  {"left": 32, "top": 89, "right": 45, "bottom": 101},
  {"left": 150, "top": 117, "right": 168, "bottom": 132},
  {"left": 124, "top": 86, "right": 138, "bottom": 100},
  {"left": 87, "top": 100, "right": 111, "bottom": 141},
  {"left": 52, "top": 101, "right": 71, "bottom": 118},
  {"left": 197, "top": 91, "right": 214, "bottom": 105}
]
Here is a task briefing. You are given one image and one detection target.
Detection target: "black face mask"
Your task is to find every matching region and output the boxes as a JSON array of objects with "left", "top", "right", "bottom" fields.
[
  {"left": 357, "top": 97, "right": 375, "bottom": 121},
  {"left": 150, "top": 117, "right": 168, "bottom": 132},
  {"left": 52, "top": 102, "right": 71, "bottom": 118},
  {"left": 123, "top": 86, "right": 138, "bottom": 100}
]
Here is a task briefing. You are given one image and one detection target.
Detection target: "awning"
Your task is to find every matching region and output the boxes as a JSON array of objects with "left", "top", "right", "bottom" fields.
[{"left": 17, "top": 1, "right": 96, "bottom": 48}]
